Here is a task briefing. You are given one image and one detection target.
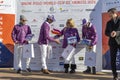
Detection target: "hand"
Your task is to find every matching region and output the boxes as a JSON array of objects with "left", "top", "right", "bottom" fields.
[
  {"left": 111, "top": 31, "right": 116, "bottom": 37},
  {"left": 24, "top": 40, "right": 28, "bottom": 44},
  {"left": 15, "top": 41, "right": 19, "bottom": 44},
  {"left": 54, "top": 39, "right": 60, "bottom": 44},
  {"left": 88, "top": 46, "right": 93, "bottom": 49}
]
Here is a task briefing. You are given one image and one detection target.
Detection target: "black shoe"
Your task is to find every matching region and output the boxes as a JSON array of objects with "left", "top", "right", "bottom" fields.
[
  {"left": 26, "top": 68, "right": 31, "bottom": 72},
  {"left": 83, "top": 66, "right": 91, "bottom": 74},
  {"left": 65, "top": 68, "right": 69, "bottom": 73},
  {"left": 113, "top": 76, "right": 118, "bottom": 80},
  {"left": 17, "top": 68, "right": 22, "bottom": 73},
  {"left": 64, "top": 64, "right": 69, "bottom": 73},
  {"left": 70, "top": 69, "right": 75, "bottom": 73},
  {"left": 70, "top": 64, "right": 76, "bottom": 73},
  {"left": 92, "top": 67, "right": 96, "bottom": 74}
]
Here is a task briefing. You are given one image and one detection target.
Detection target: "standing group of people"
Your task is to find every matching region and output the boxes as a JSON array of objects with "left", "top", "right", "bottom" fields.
[{"left": 12, "top": 7, "right": 120, "bottom": 80}]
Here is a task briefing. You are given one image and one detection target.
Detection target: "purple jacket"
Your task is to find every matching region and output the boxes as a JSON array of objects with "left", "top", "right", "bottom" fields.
[
  {"left": 60, "top": 27, "right": 80, "bottom": 48},
  {"left": 38, "top": 21, "right": 55, "bottom": 45},
  {"left": 12, "top": 24, "right": 32, "bottom": 44},
  {"left": 82, "top": 24, "right": 97, "bottom": 46}
]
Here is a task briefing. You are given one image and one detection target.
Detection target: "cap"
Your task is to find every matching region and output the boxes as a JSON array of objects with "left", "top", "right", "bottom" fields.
[
  {"left": 20, "top": 15, "right": 27, "bottom": 21},
  {"left": 47, "top": 15, "right": 55, "bottom": 21},
  {"left": 82, "top": 18, "right": 88, "bottom": 25}
]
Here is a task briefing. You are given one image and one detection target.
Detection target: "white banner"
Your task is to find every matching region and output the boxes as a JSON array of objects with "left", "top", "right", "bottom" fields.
[{"left": 14, "top": 0, "right": 102, "bottom": 72}]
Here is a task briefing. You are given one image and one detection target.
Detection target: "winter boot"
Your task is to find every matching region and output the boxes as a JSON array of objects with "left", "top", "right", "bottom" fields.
[
  {"left": 92, "top": 67, "right": 96, "bottom": 74},
  {"left": 83, "top": 66, "right": 91, "bottom": 74},
  {"left": 70, "top": 64, "right": 76, "bottom": 73},
  {"left": 64, "top": 64, "right": 69, "bottom": 73}
]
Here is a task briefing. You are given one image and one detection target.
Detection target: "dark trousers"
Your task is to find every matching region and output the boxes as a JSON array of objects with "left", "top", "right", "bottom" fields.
[{"left": 110, "top": 45, "right": 120, "bottom": 77}]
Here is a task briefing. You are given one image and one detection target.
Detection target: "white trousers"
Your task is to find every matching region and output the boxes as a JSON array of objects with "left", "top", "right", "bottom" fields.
[
  {"left": 39, "top": 44, "right": 51, "bottom": 69},
  {"left": 15, "top": 44, "right": 31, "bottom": 69}
]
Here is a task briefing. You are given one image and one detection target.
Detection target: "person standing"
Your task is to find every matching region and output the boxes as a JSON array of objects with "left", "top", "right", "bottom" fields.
[
  {"left": 38, "top": 15, "right": 60, "bottom": 74},
  {"left": 12, "top": 15, "right": 32, "bottom": 73},
  {"left": 105, "top": 8, "right": 120, "bottom": 80},
  {"left": 82, "top": 18, "right": 97, "bottom": 74},
  {"left": 56, "top": 18, "right": 80, "bottom": 73}
]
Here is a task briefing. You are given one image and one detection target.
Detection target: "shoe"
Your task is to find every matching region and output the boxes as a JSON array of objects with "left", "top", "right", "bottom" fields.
[
  {"left": 83, "top": 66, "right": 91, "bottom": 74},
  {"left": 70, "top": 64, "right": 76, "bottom": 73},
  {"left": 70, "top": 69, "right": 75, "bottom": 73},
  {"left": 17, "top": 68, "right": 22, "bottom": 73},
  {"left": 113, "top": 76, "right": 118, "bottom": 80},
  {"left": 65, "top": 68, "right": 69, "bottom": 73},
  {"left": 42, "top": 69, "right": 51, "bottom": 74},
  {"left": 92, "top": 67, "right": 96, "bottom": 74},
  {"left": 64, "top": 64, "right": 69, "bottom": 73},
  {"left": 26, "top": 68, "right": 31, "bottom": 72}
]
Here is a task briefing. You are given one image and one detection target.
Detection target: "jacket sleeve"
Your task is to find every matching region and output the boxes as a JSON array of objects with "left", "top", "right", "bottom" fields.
[
  {"left": 105, "top": 22, "right": 111, "bottom": 37},
  {"left": 54, "top": 28, "right": 65, "bottom": 38},
  {"left": 90, "top": 26, "right": 97, "bottom": 46},
  {"left": 116, "top": 31, "right": 120, "bottom": 37},
  {"left": 116, "top": 18, "right": 120, "bottom": 37},
  {"left": 11, "top": 26, "right": 17, "bottom": 43},
  {"left": 82, "top": 26, "right": 85, "bottom": 39},
  {"left": 27, "top": 26, "right": 32, "bottom": 35},
  {"left": 44, "top": 23, "right": 55, "bottom": 42},
  {"left": 76, "top": 29, "right": 80, "bottom": 42}
]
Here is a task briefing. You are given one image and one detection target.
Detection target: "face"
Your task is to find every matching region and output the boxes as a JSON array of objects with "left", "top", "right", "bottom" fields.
[
  {"left": 48, "top": 19, "right": 53, "bottom": 24},
  {"left": 20, "top": 19, "right": 27, "bottom": 25},
  {"left": 108, "top": 11, "right": 117, "bottom": 19},
  {"left": 83, "top": 22, "right": 89, "bottom": 27},
  {"left": 108, "top": 12, "right": 114, "bottom": 19},
  {"left": 66, "top": 21, "right": 70, "bottom": 27}
]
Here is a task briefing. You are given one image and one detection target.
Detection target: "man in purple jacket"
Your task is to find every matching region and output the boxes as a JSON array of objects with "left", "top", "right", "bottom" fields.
[
  {"left": 38, "top": 15, "right": 60, "bottom": 74},
  {"left": 12, "top": 15, "right": 32, "bottom": 73},
  {"left": 82, "top": 18, "right": 97, "bottom": 74}
]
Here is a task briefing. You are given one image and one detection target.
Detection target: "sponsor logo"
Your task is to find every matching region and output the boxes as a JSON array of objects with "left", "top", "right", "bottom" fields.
[
  {"left": 59, "top": 7, "right": 69, "bottom": 13},
  {"left": 59, "top": 24, "right": 64, "bottom": 27},
  {"left": 0, "top": 0, "right": 11, "bottom": 7},
  {"left": 71, "top": 9, "right": 83, "bottom": 12},
  {"left": 49, "top": 6, "right": 56, "bottom": 13},
  {"left": 79, "top": 57, "right": 84, "bottom": 61},
  {"left": 105, "top": 0, "right": 120, "bottom": 6},
  {"left": 32, "top": 19, "right": 38, "bottom": 22},
  {"left": 50, "top": 6, "right": 54, "bottom": 12},
  {"left": 85, "top": 9, "right": 95, "bottom": 11},
  {"left": 33, "top": 8, "right": 45, "bottom": 13},
  {"left": 59, "top": 62, "right": 64, "bottom": 65},
  {"left": 0, "top": 4, "right": 11, "bottom": 7},
  {"left": 21, "top": 9, "right": 32, "bottom": 13},
  {"left": 30, "top": 25, "right": 38, "bottom": 27}
]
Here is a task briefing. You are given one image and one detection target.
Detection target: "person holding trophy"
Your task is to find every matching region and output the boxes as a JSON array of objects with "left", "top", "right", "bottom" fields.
[
  {"left": 56, "top": 18, "right": 80, "bottom": 73},
  {"left": 82, "top": 18, "right": 97, "bottom": 74}
]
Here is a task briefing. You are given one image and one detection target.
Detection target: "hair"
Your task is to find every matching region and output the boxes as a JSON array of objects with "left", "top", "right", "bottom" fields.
[
  {"left": 66, "top": 18, "right": 75, "bottom": 28},
  {"left": 107, "top": 8, "right": 117, "bottom": 13}
]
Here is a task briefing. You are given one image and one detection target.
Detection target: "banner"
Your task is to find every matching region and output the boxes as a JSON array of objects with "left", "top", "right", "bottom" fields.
[
  {"left": 102, "top": 0, "right": 120, "bottom": 70},
  {"left": 14, "top": 0, "right": 102, "bottom": 71},
  {"left": 0, "top": 0, "right": 16, "bottom": 67}
]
